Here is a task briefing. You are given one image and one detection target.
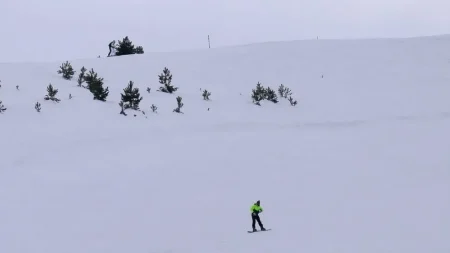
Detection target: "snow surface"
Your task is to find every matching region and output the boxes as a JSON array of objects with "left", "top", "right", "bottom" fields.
[{"left": 1, "top": 35, "right": 450, "bottom": 253}]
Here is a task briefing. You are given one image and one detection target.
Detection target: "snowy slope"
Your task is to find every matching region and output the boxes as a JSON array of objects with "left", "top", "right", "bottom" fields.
[{"left": 1, "top": 35, "right": 450, "bottom": 253}]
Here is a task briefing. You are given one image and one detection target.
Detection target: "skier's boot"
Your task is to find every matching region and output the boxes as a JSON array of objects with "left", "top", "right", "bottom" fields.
[
  {"left": 261, "top": 227, "right": 266, "bottom": 231},
  {"left": 253, "top": 228, "right": 257, "bottom": 232}
]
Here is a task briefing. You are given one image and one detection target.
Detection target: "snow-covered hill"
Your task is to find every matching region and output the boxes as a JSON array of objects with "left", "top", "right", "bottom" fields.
[{"left": 1, "top": 35, "right": 450, "bottom": 253}]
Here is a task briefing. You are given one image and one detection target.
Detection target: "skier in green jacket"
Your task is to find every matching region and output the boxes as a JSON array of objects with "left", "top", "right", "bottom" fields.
[{"left": 250, "top": 200, "right": 266, "bottom": 232}]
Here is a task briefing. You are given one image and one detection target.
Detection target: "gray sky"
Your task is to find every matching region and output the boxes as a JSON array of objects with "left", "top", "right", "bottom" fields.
[{"left": 1, "top": 0, "right": 449, "bottom": 62}]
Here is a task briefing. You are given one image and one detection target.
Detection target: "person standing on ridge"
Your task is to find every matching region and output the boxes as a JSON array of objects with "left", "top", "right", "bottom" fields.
[
  {"left": 108, "top": 40, "right": 116, "bottom": 57},
  {"left": 250, "top": 200, "right": 266, "bottom": 232}
]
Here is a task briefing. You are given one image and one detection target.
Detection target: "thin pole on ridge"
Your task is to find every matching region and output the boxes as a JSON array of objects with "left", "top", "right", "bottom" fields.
[{"left": 208, "top": 35, "right": 211, "bottom": 48}]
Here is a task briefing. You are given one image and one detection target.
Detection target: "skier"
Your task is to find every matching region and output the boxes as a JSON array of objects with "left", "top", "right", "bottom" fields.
[
  {"left": 250, "top": 200, "right": 266, "bottom": 232},
  {"left": 108, "top": 40, "right": 116, "bottom": 57}
]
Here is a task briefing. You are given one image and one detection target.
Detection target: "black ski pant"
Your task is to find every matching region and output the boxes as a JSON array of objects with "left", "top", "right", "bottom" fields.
[{"left": 252, "top": 213, "right": 264, "bottom": 229}]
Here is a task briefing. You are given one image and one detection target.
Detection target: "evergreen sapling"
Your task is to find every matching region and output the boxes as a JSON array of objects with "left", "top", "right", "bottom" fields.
[
  {"left": 90, "top": 78, "right": 109, "bottom": 101},
  {"left": 202, "top": 89, "right": 211, "bottom": 100},
  {"left": 158, "top": 67, "right": 178, "bottom": 93},
  {"left": 84, "top": 68, "right": 99, "bottom": 90},
  {"left": 266, "top": 87, "right": 278, "bottom": 103},
  {"left": 151, "top": 104, "right": 158, "bottom": 113},
  {"left": 278, "top": 84, "right": 292, "bottom": 99},
  {"left": 119, "top": 101, "right": 127, "bottom": 116},
  {"left": 120, "top": 81, "right": 143, "bottom": 110},
  {"left": 84, "top": 69, "right": 109, "bottom": 101},
  {"left": 115, "top": 36, "right": 135, "bottom": 56},
  {"left": 44, "top": 84, "right": 60, "bottom": 102},
  {"left": 0, "top": 101, "right": 6, "bottom": 113},
  {"left": 288, "top": 96, "right": 298, "bottom": 106},
  {"left": 251, "top": 82, "right": 266, "bottom": 105},
  {"left": 173, "top": 96, "right": 184, "bottom": 113},
  {"left": 35, "top": 102, "right": 41, "bottom": 112},
  {"left": 57, "top": 61, "right": 76, "bottom": 80},
  {"left": 77, "top": 66, "right": 87, "bottom": 87},
  {"left": 135, "top": 46, "right": 144, "bottom": 54}
]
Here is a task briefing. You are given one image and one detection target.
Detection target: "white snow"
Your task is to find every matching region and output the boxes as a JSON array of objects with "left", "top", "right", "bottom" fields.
[{"left": 1, "top": 35, "right": 450, "bottom": 253}]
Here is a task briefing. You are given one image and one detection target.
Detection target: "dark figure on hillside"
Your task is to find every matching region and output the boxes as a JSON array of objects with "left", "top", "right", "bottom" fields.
[
  {"left": 250, "top": 200, "right": 266, "bottom": 232},
  {"left": 108, "top": 40, "right": 116, "bottom": 57}
]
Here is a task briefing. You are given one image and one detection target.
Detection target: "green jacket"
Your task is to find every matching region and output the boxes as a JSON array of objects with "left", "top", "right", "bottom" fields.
[{"left": 250, "top": 204, "right": 263, "bottom": 213}]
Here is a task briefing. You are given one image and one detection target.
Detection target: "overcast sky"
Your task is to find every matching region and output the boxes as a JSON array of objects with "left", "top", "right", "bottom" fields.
[{"left": 1, "top": 0, "right": 449, "bottom": 62}]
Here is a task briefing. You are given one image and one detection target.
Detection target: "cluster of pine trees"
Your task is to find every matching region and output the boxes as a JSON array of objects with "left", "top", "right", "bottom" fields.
[
  {"left": 54, "top": 61, "right": 189, "bottom": 116},
  {"left": 21, "top": 62, "right": 111, "bottom": 113},
  {"left": 0, "top": 62, "right": 110, "bottom": 113},
  {"left": 57, "top": 62, "right": 109, "bottom": 101},
  {"left": 251, "top": 82, "right": 297, "bottom": 106},
  {"left": 119, "top": 66, "right": 187, "bottom": 116},
  {"left": 109, "top": 36, "right": 144, "bottom": 57}
]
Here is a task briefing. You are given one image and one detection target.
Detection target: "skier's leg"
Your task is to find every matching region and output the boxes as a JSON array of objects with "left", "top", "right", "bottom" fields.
[
  {"left": 256, "top": 215, "right": 265, "bottom": 230},
  {"left": 251, "top": 214, "right": 257, "bottom": 231}
]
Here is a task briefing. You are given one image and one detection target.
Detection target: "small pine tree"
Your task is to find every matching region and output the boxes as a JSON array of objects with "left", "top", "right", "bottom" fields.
[
  {"left": 147, "top": 87, "right": 151, "bottom": 93},
  {"left": 278, "top": 84, "right": 284, "bottom": 97},
  {"left": 278, "top": 84, "right": 292, "bottom": 99},
  {"left": 115, "top": 36, "right": 136, "bottom": 56},
  {"left": 90, "top": 78, "right": 109, "bottom": 101},
  {"left": 202, "top": 89, "right": 211, "bottom": 100},
  {"left": 173, "top": 96, "right": 184, "bottom": 113},
  {"left": 84, "top": 69, "right": 109, "bottom": 101},
  {"left": 0, "top": 101, "right": 6, "bottom": 113},
  {"left": 35, "top": 102, "right": 41, "bottom": 112},
  {"left": 57, "top": 61, "right": 76, "bottom": 80},
  {"left": 251, "top": 82, "right": 266, "bottom": 105},
  {"left": 119, "top": 101, "right": 127, "bottom": 116},
  {"left": 84, "top": 68, "right": 98, "bottom": 90},
  {"left": 151, "top": 104, "right": 158, "bottom": 113},
  {"left": 120, "top": 81, "right": 143, "bottom": 110},
  {"left": 288, "top": 96, "right": 297, "bottom": 106},
  {"left": 77, "top": 66, "right": 87, "bottom": 87},
  {"left": 135, "top": 46, "right": 144, "bottom": 54},
  {"left": 266, "top": 87, "right": 278, "bottom": 103},
  {"left": 158, "top": 67, "right": 178, "bottom": 93},
  {"left": 44, "top": 84, "right": 60, "bottom": 102}
]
